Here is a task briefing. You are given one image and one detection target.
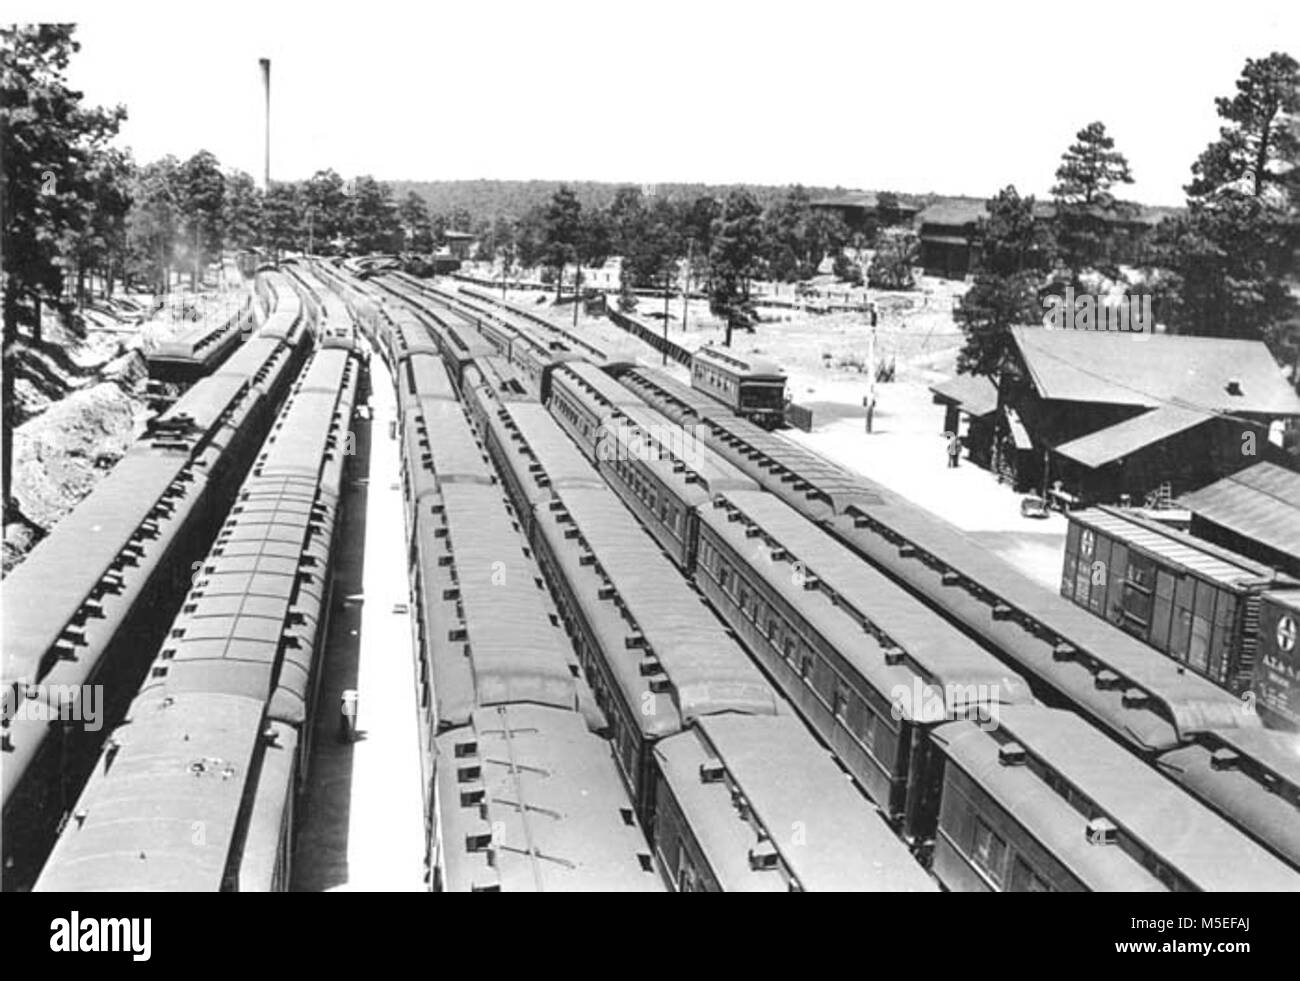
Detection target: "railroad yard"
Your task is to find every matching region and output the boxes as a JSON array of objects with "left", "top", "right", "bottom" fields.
[
  {"left": 5, "top": 12, "right": 1299, "bottom": 905},
  {"left": 4, "top": 255, "right": 1298, "bottom": 895}
]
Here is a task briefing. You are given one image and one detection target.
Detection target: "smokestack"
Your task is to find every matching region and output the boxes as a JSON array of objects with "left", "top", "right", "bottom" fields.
[{"left": 259, "top": 58, "right": 271, "bottom": 190}]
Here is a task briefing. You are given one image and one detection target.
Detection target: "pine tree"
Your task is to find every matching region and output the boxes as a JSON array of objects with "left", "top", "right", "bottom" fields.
[
  {"left": 1051, "top": 121, "right": 1134, "bottom": 275},
  {"left": 955, "top": 187, "right": 1051, "bottom": 378}
]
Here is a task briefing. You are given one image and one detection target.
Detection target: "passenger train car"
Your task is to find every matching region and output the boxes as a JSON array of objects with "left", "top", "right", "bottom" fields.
[
  {"left": 611, "top": 363, "right": 1300, "bottom": 874},
  {"left": 690, "top": 345, "right": 787, "bottom": 428},
  {"left": 34, "top": 311, "right": 360, "bottom": 892},
  {"left": 534, "top": 358, "right": 1300, "bottom": 891},
  {"left": 472, "top": 387, "right": 931, "bottom": 891},
  {"left": 371, "top": 299, "right": 662, "bottom": 892},
  {"left": 145, "top": 294, "right": 255, "bottom": 383},
  {"left": 2, "top": 270, "right": 312, "bottom": 891}
]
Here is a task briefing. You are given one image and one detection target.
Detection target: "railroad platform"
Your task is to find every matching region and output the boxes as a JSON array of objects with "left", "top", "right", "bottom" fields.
[{"left": 292, "top": 341, "right": 425, "bottom": 891}]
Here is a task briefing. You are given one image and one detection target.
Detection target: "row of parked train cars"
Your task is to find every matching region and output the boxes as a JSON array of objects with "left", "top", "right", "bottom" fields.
[
  {"left": 353, "top": 270, "right": 1300, "bottom": 891},
  {"left": 6, "top": 263, "right": 363, "bottom": 891},
  {"left": 15, "top": 251, "right": 1296, "bottom": 892},
  {"left": 336, "top": 264, "right": 935, "bottom": 892}
]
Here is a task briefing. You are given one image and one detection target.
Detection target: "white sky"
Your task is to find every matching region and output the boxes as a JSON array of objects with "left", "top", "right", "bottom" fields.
[{"left": 15, "top": 0, "right": 1300, "bottom": 205}]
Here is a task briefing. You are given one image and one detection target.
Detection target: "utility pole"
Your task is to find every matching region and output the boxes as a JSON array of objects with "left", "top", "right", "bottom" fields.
[
  {"left": 662, "top": 263, "right": 673, "bottom": 366},
  {"left": 573, "top": 265, "right": 580, "bottom": 329},
  {"left": 865, "top": 309, "right": 877, "bottom": 434},
  {"left": 681, "top": 238, "right": 692, "bottom": 334}
]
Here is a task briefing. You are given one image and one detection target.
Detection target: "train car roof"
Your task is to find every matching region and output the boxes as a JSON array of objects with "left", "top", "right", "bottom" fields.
[
  {"left": 435, "top": 705, "right": 662, "bottom": 892},
  {"left": 934, "top": 705, "right": 1300, "bottom": 892},
  {"left": 489, "top": 400, "right": 608, "bottom": 501},
  {"left": 148, "top": 315, "right": 243, "bottom": 364},
  {"left": 398, "top": 351, "right": 456, "bottom": 404},
  {"left": 657, "top": 715, "right": 937, "bottom": 892},
  {"left": 139, "top": 482, "right": 328, "bottom": 715},
  {"left": 404, "top": 397, "right": 495, "bottom": 488},
  {"left": 1, "top": 451, "right": 186, "bottom": 688},
  {"left": 416, "top": 483, "right": 581, "bottom": 721},
  {"left": 1156, "top": 729, "right": 1300, "bottom": 871},
  {"left": 692, "top": 344, "right": 785, "bottom": 379},
  {"left": 552, "top": 361, "right": 647, "bottom": 408},
  {"left": 33, "top": 692, "right": 266, "bottom": 892},
  {"left": 613, "top": 403, "right": 759, "bottom": 493},
  {"left": 703, "top": 491, "right": 1032, "bottom": 715},
  {"left": 844, "top": 487, "right": 1260, "bottom": 741},
  {"left": 1069, "top": 507, "right": 1286, "bottom": 589},
  {"left": 622, "top": 365, "right": 725, "bottom": 419},
  {"left": 546, "top": 486, "right": 778, "bottom": 721},
  {"left": 254, "top": 390, "right": 350, "bottom": 482}
]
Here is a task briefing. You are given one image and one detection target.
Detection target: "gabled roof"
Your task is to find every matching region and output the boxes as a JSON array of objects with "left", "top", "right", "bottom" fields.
[
  {"left": 1011, "top": 326, "right": 1300, "bottom": 416},
  {"left": 930, "top": 373, "right": 998, "bottom": 417},
  {"left": 1054, "top": 404, "right": 1212, "bottom": 468},
  {"left": 918, "top": 199, "right": 987, "bottom": 227},
  {"left": 1178, "top": 461, "right": 1300, "bottom": 560}
]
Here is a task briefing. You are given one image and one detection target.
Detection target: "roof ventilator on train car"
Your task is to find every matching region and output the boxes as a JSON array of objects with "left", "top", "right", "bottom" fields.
[
  {"left": 464, "top": 820, "right": 493, "bottom": 853},
  {"left": 748, "top": 841, "right": 781, "bottom": 872},
  {"left": 997, "top": 742, "right": 1027, "bottom": 766},
  {"left": 1094, "top": 670, "right": 1125, "bottom": 691},
  {"left": 1086, "top": 817, "right": 1119, "bottom": 846},
  {"left": 699, "top": 758, "right": 725, "bottom": 783},
  {"left": 1210, "top": 747, "right": 1241, "bottom": 771},
  {"left": 1120, "top": 688, "right": 1153, "bottom": 709}
]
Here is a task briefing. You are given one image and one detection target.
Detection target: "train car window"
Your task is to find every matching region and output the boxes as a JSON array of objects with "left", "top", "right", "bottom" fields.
[
  {"left": 1009, "top": 857, "right": 1051, "bottom": 892},
  {"left": 972, "top": 819, "right": 1008, "bottom": 887},
  {"left": 849, "top": 695, "right": 870, "bottom": 743}
]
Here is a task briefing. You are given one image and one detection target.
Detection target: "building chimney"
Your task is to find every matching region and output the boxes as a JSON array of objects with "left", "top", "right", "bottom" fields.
[{"left": 259, "top": 58, "right": 271, "bottom": 190}]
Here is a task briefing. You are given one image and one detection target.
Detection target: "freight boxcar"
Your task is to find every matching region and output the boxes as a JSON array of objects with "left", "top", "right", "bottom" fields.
[
  {"left": 1061, "top": 507, "right": 1298, "bottom": 710},
  {"left": 1253, "top": 591, "right": 1300, "bottom": 729}
]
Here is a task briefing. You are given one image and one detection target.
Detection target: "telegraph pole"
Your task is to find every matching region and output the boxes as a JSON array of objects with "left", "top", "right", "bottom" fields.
[{"left": 681, "top": 238, "right": 692, "bottom": 333}]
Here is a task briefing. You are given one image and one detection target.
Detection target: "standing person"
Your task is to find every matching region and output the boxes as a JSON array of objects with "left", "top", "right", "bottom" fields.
[{"left": 946, "top": 431, "right": 961, "bottom": 468}]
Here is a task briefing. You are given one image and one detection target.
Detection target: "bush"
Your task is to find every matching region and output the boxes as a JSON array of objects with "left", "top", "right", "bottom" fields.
[
  {"left": 832, "top": 253, "right": 864, "bottom": 285},
  {"left": 867, "top": 232, "right": 919, "bottom": 290}
]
